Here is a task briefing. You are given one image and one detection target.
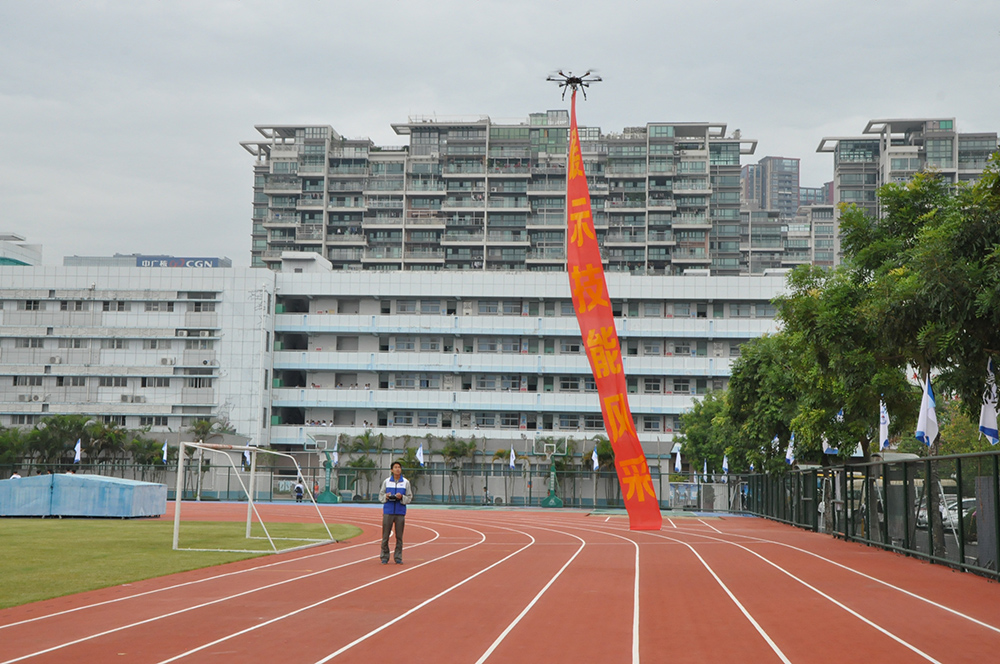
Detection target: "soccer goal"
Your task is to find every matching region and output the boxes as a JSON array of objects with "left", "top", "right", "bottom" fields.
[{"left": 172, "top": 442, "right": 336, "bottom": 554}]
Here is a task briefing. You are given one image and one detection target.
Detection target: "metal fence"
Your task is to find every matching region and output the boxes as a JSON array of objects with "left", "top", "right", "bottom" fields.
[
  {"left": 737, "top": 450, "right": 1000, "bottom": 580},
  {"left": 2, "top": 461, "right": 736, "bottom": 511}
]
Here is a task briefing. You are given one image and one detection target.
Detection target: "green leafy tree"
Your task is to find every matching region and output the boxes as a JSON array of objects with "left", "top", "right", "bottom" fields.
[
  {"left": 29, "top": 415, "right": 95, "bottom": 467},
  {"left": 0, "top": 427, "right": 28, "bottom": 471},
  {"left": 676, "top": 390, "right": 733, "bottom": 472}
]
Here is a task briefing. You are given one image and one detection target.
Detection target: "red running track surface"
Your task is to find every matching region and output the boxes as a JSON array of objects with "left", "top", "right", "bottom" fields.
[{"left": 1, "top": 503, "right": 999, "bottom": 663}]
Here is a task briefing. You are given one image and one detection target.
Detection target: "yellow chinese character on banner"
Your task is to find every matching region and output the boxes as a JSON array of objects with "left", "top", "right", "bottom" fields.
[
  {"left": 569, "top": 197, "right": 595, "bottom": 247},
  {"left": 619, "top": 456, "right": 656, "bottom": 502},
  {"left": 569, "top": 140, "right": 585, "bottom": 179},
  {"left": 571, "top": 264, "right": 609, "bottom": 312},
  {"left": 586, "top": 327, "right": 621, "bottom": 379},
  {"left": 604, "top": 393, "right": 636, "bottom": 443}
]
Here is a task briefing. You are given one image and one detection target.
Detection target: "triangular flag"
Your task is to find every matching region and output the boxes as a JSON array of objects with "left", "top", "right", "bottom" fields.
[
  {"left": 852, "top": 442, "right": 864, "bottom": 457},
  {"left": 416, "top": 443, "right": 425, "bottom": 467},
  {"left": 915, "top": 375, "right": 939, "bottom": 447},
  {"left": 162, "top": 441, "right": 169, "bottom": 463},
  {"left": 591, "top": 446, "right": 599, "bottom": 471},
  {"left": 979, "top": 359, "right": 999, "bottom": 445},
  {"left": 674, "top": 449, "right": 682, "bottom": 473},
  {"left": 785, "top": 433, "right": 795, "bottom": 465},
  {"left": 74, "top": 439, "right": 82, "bottom": 464},
  {"left": 509, "top": 446, "right": 516, "bottom": 469},
  {"left": 879, "top": 400, "right": 891, "bottom": 450}
]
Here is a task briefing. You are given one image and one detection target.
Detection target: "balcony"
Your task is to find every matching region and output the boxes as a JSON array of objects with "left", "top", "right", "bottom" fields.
[
  {"left": 486, "top": 232, "right": 529, "bottom": 245},
  {"left": 326, "top": 232, "right": 366, "bottom": 244},
  {"left": 442, "top": 197, "right": 486, "bottom": 209},
  {"left": 362, "top": 248, "right": 403, "bottom": 260},
  {"left": 441, "top": 232, "right": 485, "bottom": 244},
  {"left": 404, "top": 248, "right": 446, "bottom": 260}
]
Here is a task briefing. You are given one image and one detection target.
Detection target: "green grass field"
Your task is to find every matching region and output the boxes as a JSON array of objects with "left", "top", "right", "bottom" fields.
[{"left": 0, "top": 519, "right": 362, "bottom": 609}]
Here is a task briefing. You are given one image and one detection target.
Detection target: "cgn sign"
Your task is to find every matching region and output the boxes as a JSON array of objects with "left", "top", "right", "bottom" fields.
[{"left": 136, "top": 256, "right": 221, "bottom": 268}]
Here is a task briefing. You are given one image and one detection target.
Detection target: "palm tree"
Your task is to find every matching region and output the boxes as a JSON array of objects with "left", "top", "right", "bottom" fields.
[
  {"left": 441, "top": 435, "right": 477, "bottom": 502},
  {"left": 29, "top": 414, "right": 94, "bottom": 469}
]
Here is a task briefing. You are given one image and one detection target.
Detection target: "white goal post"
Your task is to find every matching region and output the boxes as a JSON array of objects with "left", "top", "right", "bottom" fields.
[{"left": 172, "top": 442, "right": 336, "bottom": 554}]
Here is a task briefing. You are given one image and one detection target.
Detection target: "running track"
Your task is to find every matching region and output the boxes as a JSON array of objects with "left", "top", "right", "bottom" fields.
[{"left": 2, "top": 503, "right": 999, "bottom": 663}]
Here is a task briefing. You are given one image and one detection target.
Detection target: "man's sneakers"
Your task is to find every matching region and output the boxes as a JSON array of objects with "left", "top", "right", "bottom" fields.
[
  {"left": 395, "top": 559, "right": 403, "bottom": 565},
  {"left": 381, "top": 559, "right": 388, "bottom": 565}
]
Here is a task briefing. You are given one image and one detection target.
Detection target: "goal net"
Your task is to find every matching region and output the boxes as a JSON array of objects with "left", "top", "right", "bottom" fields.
[{"left": 172, "top": 442, "right": 336, "bottom": 554}]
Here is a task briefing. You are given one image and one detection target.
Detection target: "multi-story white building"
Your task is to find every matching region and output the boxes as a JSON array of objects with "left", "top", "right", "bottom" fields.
[
  {"left": 0, "top": 233, "right": 42, "bottom": 266},
  {"left": 269, "top": 253, "right": 785, "bottom": 463},
  {"left": 0, "top": 255, "right": 786, "bottom": 468},
  {"left": 0, "top": 267, "right": 274, "bottom": 445},
  {"left": 242, "top": 114, "right": 758, "bottom": 276}
]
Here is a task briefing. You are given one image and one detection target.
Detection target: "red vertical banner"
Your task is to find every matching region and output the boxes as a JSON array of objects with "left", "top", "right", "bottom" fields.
[{"left": 565, "top": 90, "right": 662, "bottom": 531}]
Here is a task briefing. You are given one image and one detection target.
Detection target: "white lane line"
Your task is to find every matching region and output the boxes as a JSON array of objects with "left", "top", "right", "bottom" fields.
[
  {"left": 0, "top": 516, "right": 390, "bottom": 631},
  {"left": 521, "top": 516, "right": 785, "bottom": 664},
  {"left": 697, "top": 518, "right": 722, "bottom": 533},
  {"left": 666, "top": 523, "right": 1000, "bottom": 636},
  {"left": 666, "top": 518, "right": 676, "bottom": 528},
  {"left": 650, "top": 528, "right": 939, "bottom": 663},
  {"left": 161, "top": 522, "right": 502, "bottom": 664},
  {"left": 476, "top": 516, "right": 641, "bottom": 664},
  {"left": 605, "top": 517, "right": 611, "bottom": 522},
  {"left": 0, "top": 526, "right": 444, "bottom": 664},
  {"left": 474, "top": 532, "right": 586, "bottom": 664},
  {"left": 315, "top": 533, "right": 541, "bottom": 663}
]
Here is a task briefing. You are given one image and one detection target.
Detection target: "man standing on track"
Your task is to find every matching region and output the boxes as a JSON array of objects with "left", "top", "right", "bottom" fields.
[{"left": 379, "top": 460, "right": 412, "bottom": 565}]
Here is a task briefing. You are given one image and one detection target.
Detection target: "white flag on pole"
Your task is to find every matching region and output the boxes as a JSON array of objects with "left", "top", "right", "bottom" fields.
[
  {"left": 674, "top": 449, "right": 682, "bottom": 473},
  {"left": 702, "top": 459, "right": 708, "bottom": 483},
  {"left": 332, "top": 442, "right": 339, "bottom": 467},
  {"left": 979, "top": 359, "right": 999, "bottom": 445},
  {"left": 821, "top": 436, "right": 839, "bottom": 455},
  {"left": 722, "top": 454, "right": 729, "bottom": 474},
  {"left": 785, "top": 433, "right": 795, "bottom": 465},
  {"left": 879, "top": 400, "right": 891, "bottom": 450},
  {"left": 509, "top": 446, "right": 516, "bottom": 469},
  {"left": 74, "top": 439, "right": 82, "bottom": 464},
  {"left": 591, "top": 446, "right": 599, "bottom": 471},
  {"left": 162, "top": 441, "right": 169, "bottom": 463},
  {"left": 243, "top": 449, "right": 251, "bottom": 468},
  {"left": 915, "top": 375, "right": 939, "bottom": 447},
  {"left": 416, "top": 443, "right": 425, "bottom": 466}
]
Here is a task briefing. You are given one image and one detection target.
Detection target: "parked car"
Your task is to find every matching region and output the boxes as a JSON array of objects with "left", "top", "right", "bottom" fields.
[{"left": 915, "top": 497, "right": 976, "bottom": 530}]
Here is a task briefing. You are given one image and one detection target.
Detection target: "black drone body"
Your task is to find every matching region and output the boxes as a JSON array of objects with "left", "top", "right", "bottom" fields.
[{"left": 546, "top": 70, "right": 602, "bottom": 100}]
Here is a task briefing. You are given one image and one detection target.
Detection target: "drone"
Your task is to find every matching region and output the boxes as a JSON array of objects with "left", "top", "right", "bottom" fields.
[{"left": 546, "top": 70, "right": 602, "bottom": 100}]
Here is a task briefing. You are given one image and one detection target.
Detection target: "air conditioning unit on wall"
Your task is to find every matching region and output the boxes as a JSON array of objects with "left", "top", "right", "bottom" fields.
[{"left": 161, "top": 358, "right": 175, "bottom": 365}]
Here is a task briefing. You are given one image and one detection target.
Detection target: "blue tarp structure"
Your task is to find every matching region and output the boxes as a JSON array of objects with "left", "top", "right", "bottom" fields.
[{"left": 0, "top": 473, "right": 167, "bottom": 517}]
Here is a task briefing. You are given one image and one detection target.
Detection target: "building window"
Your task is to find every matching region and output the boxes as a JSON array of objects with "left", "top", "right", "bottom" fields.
[
  {"left": 560, "top": 340, "right": 581, "bottom": 354},
  {"left": 643, "top": 378, "right": 662, "bottom": 393},
  {"left": 102, "top": 301, "right": 129, "bottom": 312},
  {"left": 730, "top": 343, "right": 742, "bottom": 357},
  {"left": 184, "top": 339, "right": 213, "bottom": 350},
  {"left": 477, "top": 338, "right": 498, "bottom": 353},
  {"left": 185, "top": 377, "right": 212, "bottom": 388},
  {"left": 145, "top": 301, "right": 174, "bottom": 312},
  {"left": 501, "top": 375, "right": 520, "bottom": 390},
  {"left": 140, "top": 416, "right": 169, "bottom": 427},
  {"left": 418, "top": 412, "right": 439, "bottom": 426},
  {"left": 642, "top": 416, "right": 661, "bottom": 432},
  {"left": 560, "top": 376, "right": 580, "bottom": 392},
  {"left": 500, "top": 338, "right": 520, "bottom": 353},
  {"left": 560, "top": 301, "right": 575, "bottom": 316},
  {"left": 420, "top": 337, "right": 440, "bottom": 352},
  {"left": 98, "top": 376, "right": 128, "bottom": 387},
  {"left": 395, "top": 375, "right": 416, "bottom": 390},
  {"left": 20, "top": 300, "right": 41, "bottom": 311},
  {"left": 584, "top": 414, "right": 604, "bottom": 430},
  {"left": 559, "top": 414, "right": 579, "bottom": 430},
  {"left": 395, "top": 337, "right": 415, "bottom": 351},
  {"left": 731, "top": 303, "right": 751, "bottom": 318},
  {"left": 673, "top": 341, "right": 691, "bottom": 355},
  {"left": 13, "top": 376, "right": 43, "bottom": 386},
  {"left": 15, "top": 338, "right": 44, "bottom": 348},
  {"left": 419, "top": 299, "right": 440, "bottom": 314},
  {"left": 643, "top": 302, "right": 662, "bottom": 317},
  {"left": 583, "top": 376, "right": 597, "bottom": 392},
  {"left": 499, "top": 413, "right": 519, "bottom": 428},
  {"left": 101, "top": 339, "right": 129, "bottom": 349},
  {"left": 475, "top": 412, "right": 495, "bottom": 427},
  {"left": 11, "top": 414, "right": 39, "bottom": 425},
  {"left": 477, "top": 375, "right": 497, "bottom": 390},
  {"left": 673, "top": 378, "right": 690, "bottom": 394},
  {"left": 393, "top": 411, "right": 414, "bottom": 426},
  {"left": 418, "top": 374, "right": 440, "bottom": 389},
  {"left": 478, "top": 300, "right": 499, "bottom": 315},
  {"left": 192, "top": 302, "right": 215, "bottom": 313},
  {"left": 103, "top": 415, "right": 127, "bottom": 426},
  {"left": 502, "top": 301, "right": 522, "bottom": 315},
  {"left": 396, "top": 299, "right": 416, "bottom": 314},
  {"left": 56, "top": 376, "right": 86, "bottom": 387},
  {"left": 642, "top": 340, "right": 661, "bottom": 355}
]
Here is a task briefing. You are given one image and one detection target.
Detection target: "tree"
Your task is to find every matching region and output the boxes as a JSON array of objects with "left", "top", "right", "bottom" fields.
[
  {"left": 29, "top": 415, "right": 95, "bottom": 467},
  {"left": 676, "top": 391, "right": 733, "bottom": 472},
  {"left": 0, "top": 427, "right": 28, "bottom": 471},
  {"left": 440, "top": 435, "right": 476, "bottom": 502}
]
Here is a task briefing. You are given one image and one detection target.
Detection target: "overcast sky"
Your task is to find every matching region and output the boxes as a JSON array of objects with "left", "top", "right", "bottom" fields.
[{"left": 2, "top": 1, "right": 997, "bottom": 266}]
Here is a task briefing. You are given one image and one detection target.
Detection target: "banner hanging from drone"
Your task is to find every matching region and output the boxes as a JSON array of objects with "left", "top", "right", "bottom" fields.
[{"left": 565, "top": 90, "right": 662, "bottom": 531}]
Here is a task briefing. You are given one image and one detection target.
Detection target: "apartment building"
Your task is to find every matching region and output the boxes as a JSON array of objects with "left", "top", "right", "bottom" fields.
[
  {"left": 817, "top": 118, "right": 998, "bottom": 222},
  {"left": 741, "top": 156, "right": 801, "bottom": 222},
  {"left": 0, "top": 267, "right": 274, "bottom": 445},
  {"left": 242, "top": 113, "right": 758, "bottom": 276}
]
